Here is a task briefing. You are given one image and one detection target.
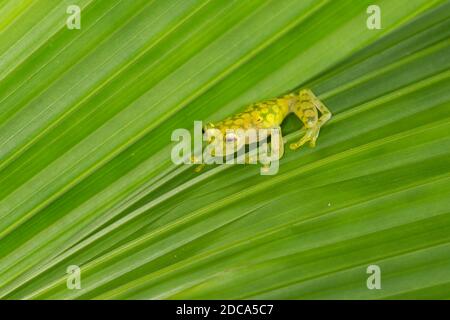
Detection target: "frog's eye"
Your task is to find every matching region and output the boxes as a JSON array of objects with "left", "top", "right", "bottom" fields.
[{"left": 225, "top": 133, "right": 238, "bottom": 143}]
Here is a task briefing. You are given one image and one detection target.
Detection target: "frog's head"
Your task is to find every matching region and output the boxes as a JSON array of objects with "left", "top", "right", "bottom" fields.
[
  {"left": 202, "top": 122, "right": 217, "bottom": 144},
  {"left": 203, "top": 122, "right": 242, "bottom": 157}
]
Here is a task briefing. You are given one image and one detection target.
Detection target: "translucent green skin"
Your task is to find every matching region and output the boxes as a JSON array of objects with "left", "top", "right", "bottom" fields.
[{"left": 211, "top": 97, "right": 291, "bottom": 132}]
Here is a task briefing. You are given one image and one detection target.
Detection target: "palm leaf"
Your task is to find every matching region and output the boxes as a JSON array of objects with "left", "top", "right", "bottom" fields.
[{"left": 0, "top": 0, "right": 449, "bottom": 299}]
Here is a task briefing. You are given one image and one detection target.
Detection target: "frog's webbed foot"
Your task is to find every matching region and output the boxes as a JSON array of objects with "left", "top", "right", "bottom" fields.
[
  {"left": 190, "top": 155, "right": 206, "bottom": 172},
  {"left": 289, "top": 127, "right": 320, "bottom": 150},
  {"left": 194, "top": 164, "right": 206, "bottom": 172}
]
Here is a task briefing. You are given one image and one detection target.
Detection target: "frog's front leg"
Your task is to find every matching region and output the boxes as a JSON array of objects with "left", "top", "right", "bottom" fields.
[
  {"left": 191, "top": 140, "right": 227, "bottom": 172},
  {"left": 261, "top": 127, "right": 284, "bottom": 174},
  {"left": 290, "top": 89, "right": 332, "bottom": 150}
]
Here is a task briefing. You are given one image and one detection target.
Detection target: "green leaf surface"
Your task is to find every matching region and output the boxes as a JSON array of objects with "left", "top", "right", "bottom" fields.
[{"left": 0, "top": 0, "right": 449, "bottom": 299}]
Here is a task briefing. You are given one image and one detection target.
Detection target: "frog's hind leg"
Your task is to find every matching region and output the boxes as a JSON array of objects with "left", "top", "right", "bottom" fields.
[
  {"left": 311, "top": 89, "right": 332, "bottom": 130},
  {"left": 290, "top": 89, "right": 331, "bottom": 150}
]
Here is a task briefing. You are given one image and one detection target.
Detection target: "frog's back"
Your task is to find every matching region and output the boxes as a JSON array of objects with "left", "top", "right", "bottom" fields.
[{"left": 213, "top": 97, "right": 290, "bottom": 132}]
